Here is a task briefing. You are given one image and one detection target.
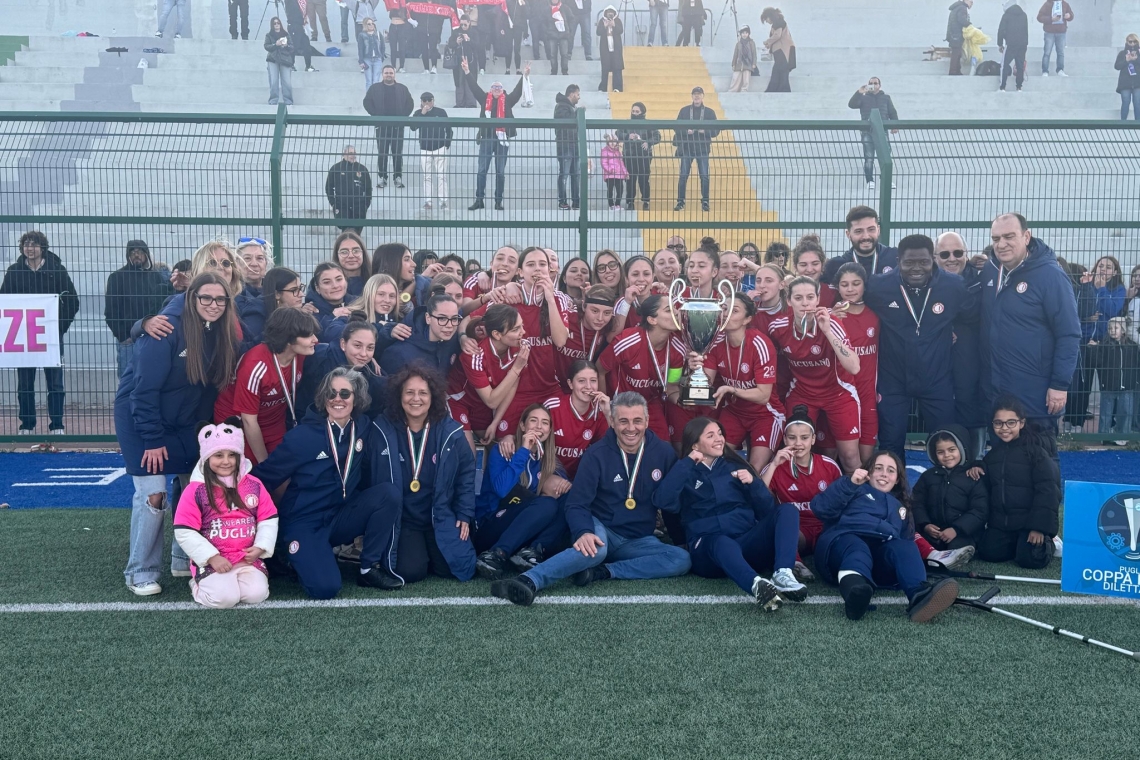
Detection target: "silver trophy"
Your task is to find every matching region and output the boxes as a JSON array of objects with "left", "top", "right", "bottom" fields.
[{"left": 667, "top": 278, "right": 735, "bottom": 406}]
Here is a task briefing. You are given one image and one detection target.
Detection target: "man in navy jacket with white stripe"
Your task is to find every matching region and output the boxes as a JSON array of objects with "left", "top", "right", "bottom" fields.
[{"left": 490, "top": 392, "right": 691, "bottom": 605}]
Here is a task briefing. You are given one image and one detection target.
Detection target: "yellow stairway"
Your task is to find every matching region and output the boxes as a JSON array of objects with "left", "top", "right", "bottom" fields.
[{"left": 607, "top": 46, "right": 783, "bottom": 254}]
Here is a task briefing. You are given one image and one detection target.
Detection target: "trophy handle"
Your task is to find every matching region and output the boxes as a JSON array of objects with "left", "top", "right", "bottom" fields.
[
  {"left": 715, "top": 279, "right": 736, "bottom": 333},
  {"left": 666, "top": 278, "right": 687, "bottom": 332}
]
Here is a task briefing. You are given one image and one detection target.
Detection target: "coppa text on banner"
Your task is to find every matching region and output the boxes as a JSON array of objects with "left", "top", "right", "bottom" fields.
[
  {"left": 1061, "top": 481, "right": 1140, "bottom": 600},
  {"left": 0, "top": 295, "right": 61, "bottom": 368}
]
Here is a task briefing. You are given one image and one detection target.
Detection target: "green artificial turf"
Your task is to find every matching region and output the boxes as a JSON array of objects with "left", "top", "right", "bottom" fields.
[{"left": 1, "top": 510, "right": 1135, "bottom": 759}]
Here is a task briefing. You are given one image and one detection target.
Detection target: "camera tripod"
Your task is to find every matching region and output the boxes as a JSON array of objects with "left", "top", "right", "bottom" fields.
[
  {"left": 255, "top": 0, "right": 285, "bottom": 39},
  {"left": 712, "top": 0, "right": 739, "bottom": 45}
]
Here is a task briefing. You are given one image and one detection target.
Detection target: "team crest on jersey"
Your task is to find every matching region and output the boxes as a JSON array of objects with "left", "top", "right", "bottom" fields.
[
  {"left": 499, "top": 420, "right": 509, "bottom": 431},
  {"left": 899, "top": 506, "right": 907, "bottom": 520},
  {"left": 355, "top": 439, "right": 363, "bottom": 452},
  {"left": 460, "top": 413, "right": 469, "bottom": 424},
  {"left": 866, "top": 327, "right": 875, "bottom": 337},
  {"left": 1016, "top": 282, "right": 1028, "bottom": 293},
  {"left": 810, "top": 345, "right": 822, "bottom": 355},
  {"left": 651, "top": 468, "right": 662, "bottom": 481},
  {"left": 882, "top": 266, "right": 893, "bottom": 273},
  {"left": 288, "top": 540, "right": 300, "bottom": 554},
  {"left": 432, "top": 454, "right": 438, "bottom": 463},
  {"left": 583, "top": 429, "right": 593, "bottom": 440},
  {"left": 931, "top": 303, "right": 944, "bottom": 314},
  {"left": 740, "top": 362, "right": 750, "bottom": 373},
  {"left": 818, "top": 480, "right": 828, "bottom": 491},
  {"left": 245, "top": 494, "right": 259, "bottom": 508}
]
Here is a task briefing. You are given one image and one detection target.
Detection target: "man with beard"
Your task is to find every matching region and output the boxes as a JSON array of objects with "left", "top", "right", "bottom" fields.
[
  {"left": 363, "top": 66, "right": 414, "bottom": 190},
  {"left": 822, "top": 205, "right": 899, "bottom": 285},
  {"left": 105, "top": 239, "right": 173, "bottom": 377}
]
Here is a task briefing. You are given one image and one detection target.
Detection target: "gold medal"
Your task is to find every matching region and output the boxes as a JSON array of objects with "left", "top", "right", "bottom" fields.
[
  {"left": 400, "top": 291, "right": 412, "bottom": 303},
  {"left": 407, "top": 424, "right": 429, "bottom": 495},
  {"left": 625, "top": 498, "right": 636, "bottom": 510},
  {"left": 410, "top": 479, "right": 421, "bottom": 493}
]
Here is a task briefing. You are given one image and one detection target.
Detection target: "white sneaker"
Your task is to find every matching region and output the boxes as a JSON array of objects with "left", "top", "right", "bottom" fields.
[
  {"left": 1053, "top": 536, "right": 1064, "bottom": 557},
  {"left": 50, "top": 429, "right": 65, "bottom": 435},
  {"left": 397, "top": 67, "right": 405, "bottom": 73},
  {"left": 173, "top": 33, "right": 182, "bottom": 39},
  {"left": 1042, "top": 71, "right": 1049, "bottom": 77},
  {"left": 751, "top": 576, "right": 781, "bottom": 610},
  {"left": 128, "top": 581, "right": 162, "bottom": 596},
  {"left": 866, "top": 180, "right": 875, "bottom": 191},
  {"left": 1056, "top": 70, "right": 1067, "bottom": 77},
  {"left": 937, "top": 545, "right": 975, "bottom": 570},
  {"left": 423, "top": 201, "right": 433, "bottom": 211},
  {"left": 772, "top": 567, "right": 808, "bottom": 601},
  {"left": 170, "top": 567, "right": 192, "bottom": 578},
  {"left": 17, "top": 429, "right": 33, "bottom": 435},
  {"left": 793, "top": 560, "right": 815, "bottom": 582},
  {"left": 430, "top": 66, "right": 437, "bottom": 74},
  {"left": 891, "top": 181, "right": 896, "bottom": 190}
]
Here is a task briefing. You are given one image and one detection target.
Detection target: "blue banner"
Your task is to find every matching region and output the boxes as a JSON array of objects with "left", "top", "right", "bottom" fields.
[{"left": 1061, "top": 481, "right": 1140, "bottom": 599}]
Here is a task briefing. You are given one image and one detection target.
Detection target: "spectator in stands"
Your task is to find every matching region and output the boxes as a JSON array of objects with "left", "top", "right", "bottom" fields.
[
  {"left": 648, "top": 0, "right": 669, "bottom": 46},
  {"left": 387, "top": 7, "right": 413, "bottom": 72},
  {"left": 156, "top": 0, "right": 188, "bottom": 39},
  {"left": 503, "top": 0, "right": 531, "bottom": 75},
  {"left": 982, "top": 213, "right": 1080, "bottom": 447},
  {"left": 760, "top": 7, "right": 795, "bottom": 92},
  {"left": 410, "top": 92, "right": 453, "bottom": 212},
  {"left": 345, "top": 0, "right": 382, "bottom": 43},
  {"left": 229, "top": 0, "right": 250, "bottom": 40},
  {"left": 673, "top": 86, "right": 719, "bottom": 212},
  {"left": 677, "top": 0, "right": 704, "bottom": 46},
  {"left": 285, "top": 0, "right": 320, "bottom": 71},
  {"left": 597, "top": 6, "right": 624, "bottom": 92},
  {"left": 325, "top": 145, "right": 373, "bottom": 232},
  {"left": 463, "top": 58, "right": 530, "bottom": 211},
  {"left": 1037, "top": 0, "right": 1073, "bottom": 76},
  {"left": 358, "top": 18, "right": 387, "bottom": 91},
  {"left": 997, "top": 0, "right": 1029, "bottom": 92},
  {"left": 105, "top": 239, "right": 173, "bottom": 378},
  {"left": 363, "top": 65, "right": 414, "bottom": 190},
  {"left": 308, "top": 0, "right": 332, "bottom": 43},
  {"left": 847, "top": 78, "right": 898, "bottom": 190},
  {"left": 617, "top": 101, "right": 659, "bottom": 210},
  {"left": 449, "top": 17, "right": 480, "bottom": 108},
  {"left": 728, "top": 26, "right": 757, "bottom": 92},
  {"left": 1, "top": 231, "right": 80, "bottom": 434},
  {"left": 264, "top": 17, "right": 295, "bottom": 106},
  {"left": 416, "top": 7, "right": 446, "bottom": 74},
  {"left": 554, "top": 84, "right": 582, "bottom": 210},
  {"left": 544, "top": 0, "right": 576, "bottom": 75},
  {"left": 1116, "top": 34, "right": 1140, "bottom": 120},
  {"left": 170, "top": 259, "right": 192, "bottom": 293},
  {"left": 566, "top": 0, "right": 593, "bottom": 60},
  {"left": 946, "top": 0, "right": 972, "bottom": 76}
]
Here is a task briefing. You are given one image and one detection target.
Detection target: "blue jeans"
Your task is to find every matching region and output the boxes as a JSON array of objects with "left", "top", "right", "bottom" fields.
[
  {"left": 17, "top": 364, "right": 65, "bottom": 431},
  {"left": 557, "top": 144, "right": 579, "bottom": 205},
  {"left": 475, "top": 138, "right": 509, "bottom": 203},
  {"left": 1099, "top": 390, "right": 1133, "bottom": 436},
  {"left": 267, "top": 63, "right": 293, "bottom": 105},
  {"left": 157, "top": 0, "right": 187, "bottom": 35},
  {"left": 569, "top": 12, "right": 592, "bottom": 57},
  {"left": 689, "top": 503, "right": 800, "bottom": 594},
  {"left": 116, "top": 339, "right": 134, "bottom": 378},
  {"left": 363, "top": 59, "right": 385, "bottom": 90},
  {"left": 677, "top": 153, "right": 709, "bottom": 203},
  {"left": 1042, "top": 32, "right": 1065, "bottom": 73},
  {"left": 124, "top": 475, "right": 170, "bottom": 586},
  {"left": 1121, "top": 89, "right": 1140, "bottom": 121},
  {"left": 524, "top": 517, "right": 691, "bottom": 590},
  {"left": 340, "top": 5, "right": 350, "bottom": 42},
  {"left": 648, "top": 4, "right": 669, "bottom": 45},
  {"left": 860, "top": 133, "right": 877, "bottom": 183}
]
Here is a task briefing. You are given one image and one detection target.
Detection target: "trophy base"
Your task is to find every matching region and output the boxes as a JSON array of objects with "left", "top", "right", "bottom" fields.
[{"left": 681, "top": 385, "right": 716, "bottom": 407}]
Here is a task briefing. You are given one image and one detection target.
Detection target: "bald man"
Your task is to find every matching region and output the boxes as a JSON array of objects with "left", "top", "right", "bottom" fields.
[{"left": 935, "top": 232, "right": 987, "bottom": 450}]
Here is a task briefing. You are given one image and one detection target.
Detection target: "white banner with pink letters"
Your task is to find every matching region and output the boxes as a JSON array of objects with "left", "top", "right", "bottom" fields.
[{"left": 0, "top": 295, "right": 61, "bottom": 368}]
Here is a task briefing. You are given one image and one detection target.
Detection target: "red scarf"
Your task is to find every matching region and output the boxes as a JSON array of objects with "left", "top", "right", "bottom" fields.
[{"left": 485, "top": 90, "right": 507, "bottom": 138}]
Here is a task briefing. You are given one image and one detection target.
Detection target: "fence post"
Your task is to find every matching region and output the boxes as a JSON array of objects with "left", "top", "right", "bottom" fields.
[
  {"left": 576, "top": 108, "right": 589, "bottom": 261},
  {"left": 270, "top": 103, "right": 287, "bottom": 264},
  {"left": 869, "top": 109, "right": 893, "bottom": 243}
]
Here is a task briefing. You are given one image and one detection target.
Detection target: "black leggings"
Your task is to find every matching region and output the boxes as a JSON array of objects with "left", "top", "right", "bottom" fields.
[
  {"left": 396, "top": 526, "right": 457, "bottom": 583},
  {"left": 505, "top": 23, "right": 526, "bottom": 69}
]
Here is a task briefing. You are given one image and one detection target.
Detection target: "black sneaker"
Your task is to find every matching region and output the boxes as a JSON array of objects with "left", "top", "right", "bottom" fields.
[
  {"left": 476, "top": 548, "right": 510, "bottom": 579},
  {"left": 572, "top": 564, "right": 610, "bottom": 587},
  {"left": 509, "top": 545, "right": 543, "bottom": 572},
  {"left": 558, "top": 202, "right": 571, "bottom": 210},
  {"left": 494, "top": 201, "right": 505, "bottom": 211},
  {"left": 701, "top": 201, "right": 710, "bottom": 212},
  {"left": 642, "top": 201, "right": 650, "bottom": 210},
  {"left": 490, "top": 574, "right": 537, "bottom": 606},
  {"left": 674, "top": 201, "right": 685, "bottom": 211},
  {"left": 468, "top": 200, "right": 485, "bottom": 210},
  {"left": 839, "top": 573, "right": 874, "bottom": 621},
  {"left": 358, "top": 563, "right": 404, "bottom": 590},
  {"left": 624, "top": 200, "right": 634, "bottom": 210},
  {"left": 906, "top": 578, "right": 959, "bottom": 623},
  {"left": 571, "top": 203, "right": 580, "bottom": 210}
]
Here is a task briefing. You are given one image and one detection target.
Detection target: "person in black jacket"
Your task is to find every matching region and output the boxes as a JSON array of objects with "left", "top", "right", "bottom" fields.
[
  {"left": 617, "top": 101, "right": 660, "bottom": 210},
  {"left": 673, "top": 87, "right": 719, "bottom": 212},
  {"left": 968, "top": 395, "right": 1060, "bottom": 569},
  {"left": 847, "top": 77, "right": 899, "bottom": 189},
  {"left": 463, "top": 58, "right": 529, "bottom": 210},
  {"left": 1116, "top": 34, "right": 1140, "bottom": 120},
  {"left": 553, "top": 84, "right": 581, "bottom": 210},
  {"left": 104, "top": 239, "right": 173, "bottom": 377},
  {"left": 1, "top": 231, "right": 81, "bottom": 434},
  {"left": 677, "top": 0, "right": 704, "bottom": 46},
  {"left": 264, "top": 17, "right": 295, "bottom": 106},
  {"left": 410, "top": 92, "right": 453, "bottom": 212},
  {"left": 913, "top": 425, "right": 988, "bottom": 565},
  {"left": 363, "top": 66, "right": 415, "bottom": 189},
  {"left": 448, "top": 16, "right": 480, "bottom": 108},
  {"left": 997, "top": 0, "right": 1029, "bottom": 91},
  {"left": 543, "top": 0, "right": 576, "bottom": 75},
  {"left": 324, "top": 145, "right": 373, "bottom": 233},
  {"left": 596, "top": 6, "right": 624, "bottom": 92},
  {"left": 945, "top": 0, "right": 972, "bottom": 76}
]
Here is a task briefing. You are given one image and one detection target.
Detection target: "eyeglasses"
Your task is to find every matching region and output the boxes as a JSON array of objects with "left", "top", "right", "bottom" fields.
[
  {"left": 331, "top": 389, "right": 354, "bottom": 400},
  {"left": 195, "top": 295, "right": 230, "bottom": 307},
  {"left": 339, "top": 247, "right": 364, "bottom": 256},
  {"left": 667, "top": 244, "right": 686, "bottom": 252},
  {"left": 22, "top": 243, "right": 42, "bottom": 250},
  {"left": 429, "top": 313, "right": 463, "bottom": 326},
  {"left": 938, "top": 249, "right": 966, "bottom": 260},
  {"left": 238, "top": 237, "right": 267, "bottom": 246},
  {"left": 207, "top": 259, "right": 233, "bottom": 269},
  {"left": 992, "top": 418, "right": 1023, "bottom": 430},
  {"left": 596, "top": 261, "right": 621, "bottom": 272},
  {"left": 279, "top": 285, "right": 305, "bottom": 297}
]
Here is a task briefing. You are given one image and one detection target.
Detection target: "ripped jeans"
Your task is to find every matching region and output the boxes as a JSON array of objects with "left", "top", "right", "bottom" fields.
[{"left": 124, "top": 474, "right": 191, "bottom": 586}]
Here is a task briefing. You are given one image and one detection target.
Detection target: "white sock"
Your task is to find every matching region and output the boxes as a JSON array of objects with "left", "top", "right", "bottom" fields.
[
  {"left": 360, "top": 567, "right": 371, "bottom": 575},
  {"left": 837, "top": 570, "right": 859, "bottom": 582}
]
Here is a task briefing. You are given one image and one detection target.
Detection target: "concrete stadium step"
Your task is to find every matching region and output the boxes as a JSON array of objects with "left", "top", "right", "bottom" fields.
[
  {"left": 719, "top": 106, "right": 1122, "bottom": 121},
  {"left": 8, "top": 50, "right": 103, "bottom": 68},
  {"left": 717, "top": 90, "right": 1120, "bottom": 110},
  {"left": 0, "top": 82, "right": 76, "bottom": 100},
  {"left": 0, "top": 66, "right": 95, "bottom": 84}
]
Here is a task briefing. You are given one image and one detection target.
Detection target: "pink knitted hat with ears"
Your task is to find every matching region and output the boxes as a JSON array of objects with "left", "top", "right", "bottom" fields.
[{"left": 198, "top": 421, "right": 245, "bottom": 462}]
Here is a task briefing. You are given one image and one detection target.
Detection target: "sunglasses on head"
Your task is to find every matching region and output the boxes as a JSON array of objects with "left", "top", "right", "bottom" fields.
[
  {"left": 331, "top": 389, "right": 354, "bottom": 400},
  {"left": 937, "top": 249, "right": 966, "bottom": 260},
  {"left": 238, "top": 237, "right": 267, "bottom": 246}
]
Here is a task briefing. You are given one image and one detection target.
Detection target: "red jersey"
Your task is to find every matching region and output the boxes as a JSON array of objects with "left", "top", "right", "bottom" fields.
[
  {"left": 544, "top": 394, "right": 609, "bottom": 478},
  {"left": 557, "top": 310, "right": 608, "bottom": 383},
  {"left": 839, "top": 307, "right": 880, "bottom": 403},
  {"left": 597, "top": 327, "right": 685, "bottom": 442},
  {"left": 705, "top": 329, "right": 785, "bottom": 419},
  {"left": 762, "top": 453, "right": 843, "bottom": 512},
  {"left": 613, "top": 297, "right": 642, "bottom": 333},
  {"left": 463, "top": 272, "right": 492, "bottom": 302},
  {"left": 766, "top": 315, "right": 855, "bottom": 401},
  {"left": 749, "top": 302, "right": 788, "bottom": 334},
  {"left": 214, "top": 344, "right": 305, "bottom": 461},
  {"left": 514, "top": 298, "right": 571, "bottom": 401}
]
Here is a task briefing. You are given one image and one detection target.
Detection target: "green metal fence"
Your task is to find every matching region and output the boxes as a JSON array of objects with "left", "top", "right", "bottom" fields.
[{"left": 1, "top": 108, "right": 1138, "bottom": 443}]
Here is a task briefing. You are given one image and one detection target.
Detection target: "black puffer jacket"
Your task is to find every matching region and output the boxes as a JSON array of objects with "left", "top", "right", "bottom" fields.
[
  {"left": 981, "top": 432, "right": 1060, "bottom": 536},
  {"left": 0, "top": 248, "right": 80, "bottom": 337},
  {"left": 912, "top": 425, "right": 988, "bottom": 540}
]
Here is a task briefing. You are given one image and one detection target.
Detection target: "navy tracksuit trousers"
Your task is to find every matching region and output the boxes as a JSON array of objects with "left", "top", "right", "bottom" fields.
[
  {"left": 823, "top": 533, "right": 927, "bottom": 599},
  {"left": 474, "top": 495, "right": 569, "bottom": 555},
  {"left": 688, "top": 502, "right": 800, "bottom": 594}
]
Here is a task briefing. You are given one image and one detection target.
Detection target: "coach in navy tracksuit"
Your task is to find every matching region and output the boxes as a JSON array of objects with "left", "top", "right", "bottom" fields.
[
  {"left": 981, "top": 215, "right": 1081, "bottom": 442},
  {"left": 865, "top": 234, "right": 973, "bottom": 459},
  {"left": 822, "top": 205, "right": 899, "bottom": 285},
  {"left": 489, "top": 392, "right": 691, "bottom": 605},
  {"left": 253, "top": 368, "right": 403, "bottom": 599},
  {"left": 377, "top": 294, "right": 461, "bottom": 377}
]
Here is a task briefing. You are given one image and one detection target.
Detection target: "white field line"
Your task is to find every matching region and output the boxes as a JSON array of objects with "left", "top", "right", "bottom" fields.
[{"left": 0, "top": 593, "right": 1137, "bottom": 614}]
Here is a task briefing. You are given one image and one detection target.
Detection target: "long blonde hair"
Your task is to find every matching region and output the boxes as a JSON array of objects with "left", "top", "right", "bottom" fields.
[
  {"left": 191, "top": 240, "right": 245, "bottom": 297},
  {"left": 349, "top": 273, "right": 400, "bottom": 322},
  {"left": 515, "top": 404, "right": 558, "bottom": 489}
]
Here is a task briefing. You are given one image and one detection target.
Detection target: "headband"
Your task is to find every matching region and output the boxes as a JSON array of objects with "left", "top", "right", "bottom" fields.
[
  {"left": 585, "top": 296, "right": 616, "bottom": 307},
  {"left": 786, "top": 419, "right": 815, "bottom": 434}
]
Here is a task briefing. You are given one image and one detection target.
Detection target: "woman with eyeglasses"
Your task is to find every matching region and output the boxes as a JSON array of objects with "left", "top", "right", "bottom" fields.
[
  {"left": 557, "top": 284, "right": 615, "bottom": 387},
  {"left": 295, "top": 320, "right": 386, "bottom": 418},
  {"left": 378, "top": 294, "right": 463, "bottom": 377},
  {"left": 117, "top": 272, "right": 241, "bottom": 596},
  {"left": 652, "top": 246, "right": 684, "bottom": 289},
  {"left": 966, "top": 394, "right": 1060, "bottom": 570},
  {"left": 592, "top": 249, "right": 626, "bottom": 296},
  {"left": 332, "top": 231, "right": 372, "bottom": 299},
  {"left": 557, "top": 256, "right": 592, "bottom": 309},
  {"left": 370, "top": 364, "right": 477, "bottom": 583},
  {"left": 305, "top": 262, "right": 354, "bottom": 342},
  {"left": 253, "top": 367, "right": 404, "bottom": 598},
  {"left": 374, "top": 242, "right": 439, "bottom": 315},
  {"left": 611, "top": 255, "right": 657, "bottom": 338}
]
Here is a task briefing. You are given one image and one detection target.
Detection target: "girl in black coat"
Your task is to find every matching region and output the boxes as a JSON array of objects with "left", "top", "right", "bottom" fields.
[
  {"left": 968, "top": 395, "right": 1060, "bottom": 569},
  {"left": 913, "top": 425, "right": 988, "bottom": 560}
]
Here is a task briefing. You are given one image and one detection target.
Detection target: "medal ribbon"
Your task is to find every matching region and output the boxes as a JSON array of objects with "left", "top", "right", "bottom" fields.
[
  {"left": 326, "top": 420, "right": 356, "bottom": 499},
  {"left": 622, "top": 440, "right": 645, "bottom": 504},
  {"left": 648, "top": 334, "right": 670, "bottom": 398},
  {"left": 899, "top": 284, "right": 932, "bottom": 335},
  {"left": 273, "top": 356, "right": 297, "bottom": 424},
  {"left": 407, "top": 423, "right": 430, "bottom": 486}
]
